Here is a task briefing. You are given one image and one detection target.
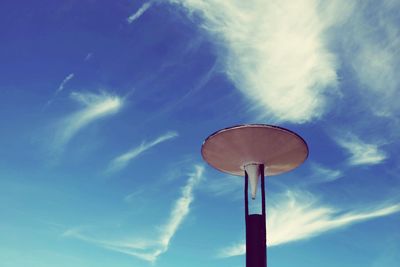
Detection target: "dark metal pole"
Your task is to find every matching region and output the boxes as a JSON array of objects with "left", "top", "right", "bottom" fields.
[
  {"left": 260, "top": 164, "right": 267, "bottom": 267},
  {"left": 245, "top": 165, "right": 267, "bottom": 267},
  {"left": 245, "top": 171, "right": 249, "bottom": 217}
]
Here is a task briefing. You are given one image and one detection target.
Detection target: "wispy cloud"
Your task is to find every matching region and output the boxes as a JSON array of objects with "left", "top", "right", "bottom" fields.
[
  {"left": 84, "top": 53, "right": 93, "bottom": 61},
  {"left": 107, "top": 131, "right": 178, "bottom": 172},
  {"left": 123, "top": 189, "right": 144, "bottom": 203},
  {"left": 336, "top": 134, "right": 386, "bottom": 166},
  {"left": 204, "top": 174, "right": 243, "bottom": 199},
  {"left": 127, "top": 2, "right": 152, "bottom": 24},
  {"left": 55, "top": 91, "right": 123, "bottom": 147},
  {"left": 219, "top": 190, "right": 400, "bottom": 257},
  {"left": 342, "top": 0, "right": 400, "bottom": 117},
  {"left": 169, "top": 0, "right": 344, "bottom": 123},
  {"left": 308, "top": 163, "right": 342, "bottom": 183},
  {"left": 56, "top": 73, "right": 74, "bottom": 94},
  {"left": 157, "top": 165, "right": 203, "bottom": 252},
  {"left": 64, "top": 165, "right": 204, "bottom": 262},
  {"left": 45, "top": 73, "right": 75, "bottom": 107}
]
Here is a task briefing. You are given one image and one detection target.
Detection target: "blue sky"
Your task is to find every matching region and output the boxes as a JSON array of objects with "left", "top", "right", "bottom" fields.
[{"left": 1, "top": 0, "right": 400, "bottom": 266}]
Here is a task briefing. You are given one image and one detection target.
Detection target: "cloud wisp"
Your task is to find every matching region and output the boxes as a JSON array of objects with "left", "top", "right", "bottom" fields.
[
  {"left": 55, "top": 91, "right": 123, "bottom": 148},
  {"left": 124, "top": 189, "right": 145, "bottom": 203},
  {"left": 56, "top": 73, "right": 74, "bottom": 94},
  {"left": 45, "top": 73, "right": 75, "bottom": 107},
  {"left": 84, "top": 53, "right": 93, "bottom": 61},
  {"left": 341, "top": 1, "right": 400, "bottom": 117},
  {"left": 308, "top": 163, "right": 343, "bottom": 183},
  {"left": 169, "top": 0, "right": 342, "bottom": 123},
  {"left": 204, "top": 174, "right": 243, "bottom": 199},
  {"left": 127, "top": 2, "right": 152, "bottom": 24},
  {"left": 64, "top": 165, "right": 204, "bottom": 262},
  {"left": 219, "top": 190, "right": 400, "bottom": 257},
  {"left": 336, "top": 134, "right": 386, "bottom": 166},
  {"left": 107, "top": 131, "right": 178, "bottom": 172},
  {"left": 157, "top": 165, "right": 203, "bottom": 254}
]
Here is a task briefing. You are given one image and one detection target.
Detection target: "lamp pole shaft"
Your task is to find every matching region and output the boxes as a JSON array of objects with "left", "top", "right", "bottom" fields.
[{"left": 245, "top": 164, "right": 267, "bottom": 267}]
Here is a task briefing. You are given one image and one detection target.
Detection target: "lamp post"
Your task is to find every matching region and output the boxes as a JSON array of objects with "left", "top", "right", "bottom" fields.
[{"left": 201, "top": 124, "right": 308, "bottom": 267}]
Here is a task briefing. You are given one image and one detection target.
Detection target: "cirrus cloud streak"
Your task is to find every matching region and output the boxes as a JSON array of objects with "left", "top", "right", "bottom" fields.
[
  {"left": 55, "top": 91, "right": 123, "bottom": 148},
  {"left": 219, "top": 190, "right": 400, "bottom": 257},
  {"left": 63, "top": 165, "right": 204, "bottom": 262},
  {"left": 107, "top": 131, "right": 178, "bottom": 172}
]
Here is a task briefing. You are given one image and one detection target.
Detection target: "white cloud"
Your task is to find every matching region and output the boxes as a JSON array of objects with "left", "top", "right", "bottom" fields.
[
  {"left": 107, "top": 131, "right": 178, "bottom": 172},
  {"left": 336, "top": 134, "right": 386, "bottom": 166},
  {"left": 123, "top": 189, "right": 144, "bottom": 203},
  {"left": 169, "top": 0, "right": 343, "bottom": 123},
  {"left": 219, "top": 190, "right": 400, "bottom": 257},
  {"left": 55, "top": 91, "right": 123, "bottom": 147},
  {"left": 158, "top": 165, "right": 203, "bottom": 249},
  {"left": 64, "top": 165, "right": 204, "bottom": 262},
  {"left": 309, "top": 163, "right": 342, "bottom": 182},
  {"left": 45, "top": 73, "right": 75, "bottom": 107},
  {"left": 127, "top": 2, "right": 152, "bottom": 24},
  {"left": 218, "top": 242, "right": 245, "bottom": 259},
  {"left": 342, "top": 0, "right": 400, "bottom": 117},
  {"left": 56, "top": 73, "right": 74, "bottom": 94},
  {"left": 204, "top": 174, "right": 243, "bottom": 199}
]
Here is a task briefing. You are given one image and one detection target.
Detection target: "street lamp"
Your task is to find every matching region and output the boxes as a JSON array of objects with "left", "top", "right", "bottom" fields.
[{"left": 201, "top": 124, "right": 308, "bottom": 267}]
